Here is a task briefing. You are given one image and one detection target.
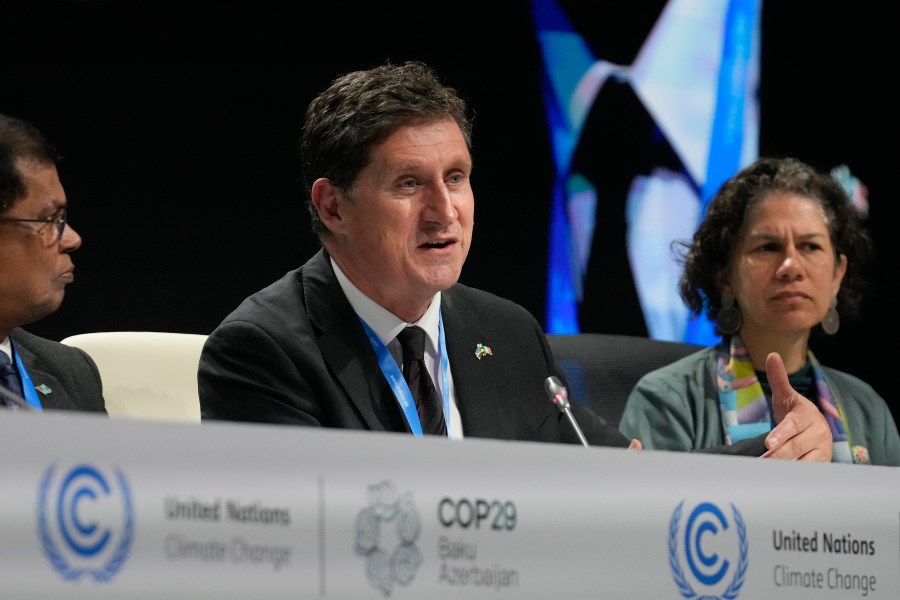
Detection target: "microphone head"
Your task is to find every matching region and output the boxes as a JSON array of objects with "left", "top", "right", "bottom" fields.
[{"left": 544, "top": 376, "right": 569, "bottom": 409}]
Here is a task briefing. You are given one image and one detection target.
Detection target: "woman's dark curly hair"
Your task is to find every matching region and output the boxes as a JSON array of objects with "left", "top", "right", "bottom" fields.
[{"left": 677, "top": 156, "right": 872, "bottom": 333}]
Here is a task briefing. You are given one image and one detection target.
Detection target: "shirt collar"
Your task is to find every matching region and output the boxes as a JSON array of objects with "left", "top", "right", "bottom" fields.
[{"left": 331, "top": 257, "right": 441, "bottom": 353}]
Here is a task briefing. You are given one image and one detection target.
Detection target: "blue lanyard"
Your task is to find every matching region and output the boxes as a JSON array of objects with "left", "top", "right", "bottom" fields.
[
  {"left": 359, "top": 313, "right": 451, "bottom": 438},
  {"left": 10, "top": 341, "right": 43, "bottom": 411}
]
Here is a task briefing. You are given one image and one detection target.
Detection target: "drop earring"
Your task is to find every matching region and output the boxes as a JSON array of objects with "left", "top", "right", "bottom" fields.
[
  {"left": 822, "top": 296, "right": 840, "bottom": 335},
  {"left": 716, "top": 293, "right": 742, "bottom": 335}
]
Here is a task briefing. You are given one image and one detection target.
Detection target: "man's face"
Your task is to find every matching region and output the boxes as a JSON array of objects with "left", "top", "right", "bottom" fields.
[
  {"left": 0, "top": 160, "right": 81, "bottom": 334},
  {"left": 325, "top": 119, "right": 474, "bottom": 320}
]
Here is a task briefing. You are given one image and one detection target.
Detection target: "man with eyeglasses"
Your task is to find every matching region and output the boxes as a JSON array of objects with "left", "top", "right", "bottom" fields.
[{"left": 0, "top": 113, "right": 105, "bottom": 413}]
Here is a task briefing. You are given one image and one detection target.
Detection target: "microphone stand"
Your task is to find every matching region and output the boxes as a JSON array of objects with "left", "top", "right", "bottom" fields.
[{"left": 544, "top": 376, "right": 589, "bottom": 447}]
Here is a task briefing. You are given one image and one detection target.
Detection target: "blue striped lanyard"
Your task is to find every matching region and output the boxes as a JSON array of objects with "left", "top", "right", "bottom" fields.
[
  {"left": 359, "top": 313, "right": 451, "bottom": 437},
  {"left": 10, "top": 341, "right": 43, "bottom": 411}
]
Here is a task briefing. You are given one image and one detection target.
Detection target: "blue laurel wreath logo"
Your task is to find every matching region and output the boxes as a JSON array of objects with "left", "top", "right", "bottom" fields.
[
  {"left": 354, "top": 480, "right": 423, "bottom": 596},
  {"left": 668, "top": 500, "right": 748, "bottom": 600},
  {"left": 37, "top": 463, "right": 135, "bottom": 582}
]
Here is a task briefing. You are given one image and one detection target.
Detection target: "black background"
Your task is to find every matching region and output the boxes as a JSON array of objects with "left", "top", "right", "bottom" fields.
[{"left": 3, "top": 2, "right": 896, "bottom": 422}]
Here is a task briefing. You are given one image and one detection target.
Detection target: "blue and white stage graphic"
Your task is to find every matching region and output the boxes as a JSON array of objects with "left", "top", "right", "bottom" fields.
[{"left": 0, "top": 411, "right": 897, "bottom": 598}]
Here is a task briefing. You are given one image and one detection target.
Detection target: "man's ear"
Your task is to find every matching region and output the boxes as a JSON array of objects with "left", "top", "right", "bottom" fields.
[{"left": 311, "top": 178, "right": 344, "bottom": 234}]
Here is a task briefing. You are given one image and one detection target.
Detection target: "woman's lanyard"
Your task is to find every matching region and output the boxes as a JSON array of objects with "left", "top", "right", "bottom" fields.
[
  {"left": 10, "top": 341, "right": 43, "bottom": 411},
  {"left": 359, "top": 313, "right": 451, "bottom": 438}
]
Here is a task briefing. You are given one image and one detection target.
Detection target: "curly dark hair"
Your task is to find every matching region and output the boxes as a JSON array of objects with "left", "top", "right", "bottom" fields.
[
  {"left": 0, "top": 113, "right": 60, "bottom": 214},
  {"left": 677, "top": 156, "right": 872, "bottom": 333},
  {"left": 299, "top": 60, "right": 473, "bottom": 238}
]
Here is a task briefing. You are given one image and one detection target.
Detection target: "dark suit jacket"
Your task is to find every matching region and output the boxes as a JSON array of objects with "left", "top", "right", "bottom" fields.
[
  {"left": 10, "top": 328, "right": 106, "bottom": 413},
  {"left": 199, "top": 249, "right": 629, "bottom": 447}
]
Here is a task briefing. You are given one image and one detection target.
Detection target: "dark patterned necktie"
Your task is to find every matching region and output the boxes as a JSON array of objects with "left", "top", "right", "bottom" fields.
[
  {"left": 396, "top": 326, "right": 447, "bottom": 436},
  {"left": 0, "top": 351, "right": 24, "bottom": 409}
]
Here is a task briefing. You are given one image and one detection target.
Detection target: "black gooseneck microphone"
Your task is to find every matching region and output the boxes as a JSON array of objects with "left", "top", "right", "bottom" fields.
[{"left": 544, "top": 375, "right": 589, "bottom": 447}]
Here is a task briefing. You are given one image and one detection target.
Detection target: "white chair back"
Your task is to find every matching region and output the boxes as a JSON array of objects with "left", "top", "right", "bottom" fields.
[{"left": 60, "top": 331, "right": 207, "bottom": 422}]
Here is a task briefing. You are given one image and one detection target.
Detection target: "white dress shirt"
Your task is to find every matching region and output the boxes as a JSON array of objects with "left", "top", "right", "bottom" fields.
[{"left": 331, "top": 258, "right": 464, "bottom": 439}]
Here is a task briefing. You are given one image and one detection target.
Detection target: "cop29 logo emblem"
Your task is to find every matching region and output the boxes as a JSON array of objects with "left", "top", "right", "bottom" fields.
[
  {"left": 355, "top": 480, "right": 423, "bottom": 596},
  {"left": 668, "top": 500, "right": 748, "bottom": 600},
  {"left": 36, "top": 463, "right": 135, "bottom": 582}
]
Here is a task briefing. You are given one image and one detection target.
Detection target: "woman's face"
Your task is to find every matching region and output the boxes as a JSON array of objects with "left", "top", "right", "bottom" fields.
[{"left": 724, "top": 193, "right": 846, "bottom": 339}]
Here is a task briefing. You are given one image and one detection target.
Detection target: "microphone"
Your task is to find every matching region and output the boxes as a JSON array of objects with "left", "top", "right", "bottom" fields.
[
  {"left": 0, "top": 384, "right": 37, "bottom": 412},
  {"left": 544, "top": 376, "right": 589, "bottom": 447}
]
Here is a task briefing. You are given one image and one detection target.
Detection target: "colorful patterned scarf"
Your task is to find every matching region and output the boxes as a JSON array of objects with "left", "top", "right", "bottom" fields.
[{"left": 715, "top": 335, "right": 862, "bottom": 464}]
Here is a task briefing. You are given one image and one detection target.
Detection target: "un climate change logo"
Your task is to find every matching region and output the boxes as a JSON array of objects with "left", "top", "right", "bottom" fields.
[
  {"left": 354, "top": 480, "right": 423, "bottom": 596},
  {"left": 37, "top": 463, "right": 135, "bottom": 582},
  {"left": 668, "top": 501, "right": 748, "bottom": 600}
]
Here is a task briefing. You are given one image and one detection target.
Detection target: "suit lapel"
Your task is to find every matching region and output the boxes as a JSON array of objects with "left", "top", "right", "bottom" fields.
[
  {"left": 9, "top": 334, "right": 66, "bottom": 410},
  {"left": 441, "top": 289, "right": 503, "bottom": 437},
  {"left": 304, "top": 250, "right": 398, "bottom": 431}
]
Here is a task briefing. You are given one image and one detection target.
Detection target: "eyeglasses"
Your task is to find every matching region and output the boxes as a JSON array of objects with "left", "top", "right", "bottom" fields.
[{"left": 0, "top": 207, "right": 68, "bottom": 244}]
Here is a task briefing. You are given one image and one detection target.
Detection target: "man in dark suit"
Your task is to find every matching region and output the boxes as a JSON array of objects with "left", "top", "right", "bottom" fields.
[
  {"left": 198, "top": 61, "right": 829, "bottom": 458},
  {"left": 199, "top": 247, "right": 626, "bottom": 445},
  {"left": 0, "top": 113, "right": 105, "bottom": 413}
]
